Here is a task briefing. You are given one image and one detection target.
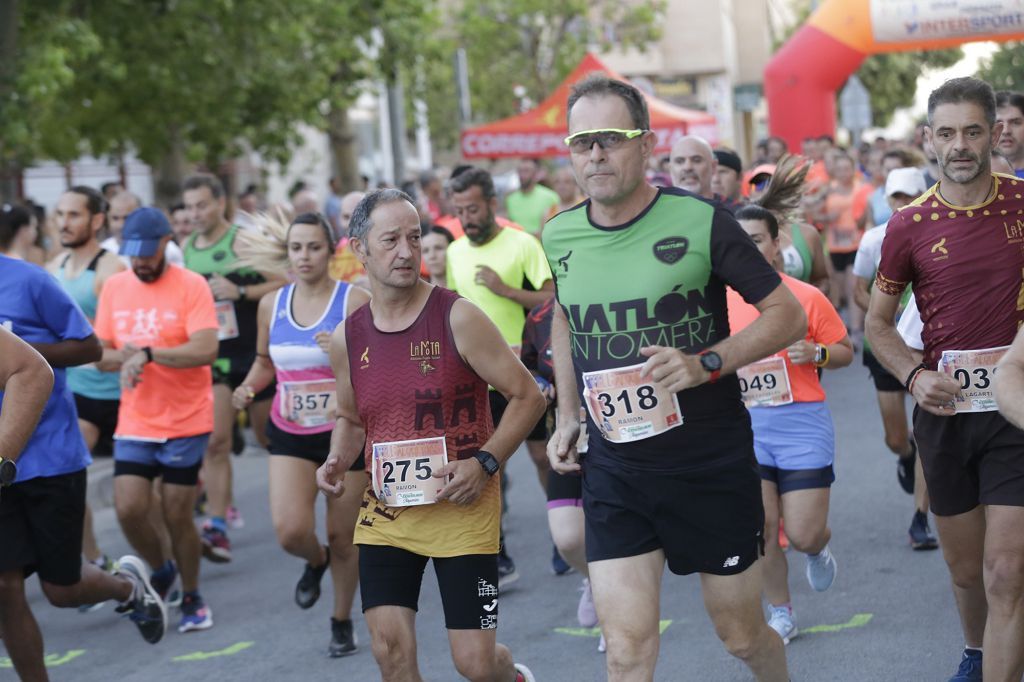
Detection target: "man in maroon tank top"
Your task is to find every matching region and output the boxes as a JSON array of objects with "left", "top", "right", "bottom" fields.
[{"left": 316, "top": 189, "right": 545, "bottom": 682}]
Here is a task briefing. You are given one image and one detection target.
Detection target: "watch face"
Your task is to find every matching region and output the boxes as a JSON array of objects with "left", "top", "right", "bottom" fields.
[
  {"left": 0, "top": 459, "right": 15, "bottom": 485},
  {"left": 701, "top": 351, "right": 723, "bottom": 372}
]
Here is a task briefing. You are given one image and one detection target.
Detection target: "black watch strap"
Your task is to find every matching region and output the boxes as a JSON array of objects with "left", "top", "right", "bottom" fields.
[
  {"left": 143, "top": 347, "right": 154, "bottom": 363},
  {"left": 473, "top": 450, "right": 500, "bottom": 477}
]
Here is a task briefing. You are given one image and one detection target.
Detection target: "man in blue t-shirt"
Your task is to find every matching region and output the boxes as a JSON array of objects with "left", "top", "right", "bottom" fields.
[{"left": 0, "top": 255, "right": 169, "bottom": 678}]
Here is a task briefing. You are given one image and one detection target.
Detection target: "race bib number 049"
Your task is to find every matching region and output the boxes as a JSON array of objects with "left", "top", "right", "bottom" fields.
[
  {"left": 582, "top": 363, "right": 683, "bottom": 443},
  {"left": 280, "top": 379, "right": 337, "bottom": 427},
  {"left": 938, "top": 346, "right": 1009, "bottom": 413},
  {"left": 737, "top": 356, "right": 793, "bottom": 408},
  {"left": 215, "top": 300, "right": 239, "bottom": 341},
  {"left": 371, "top": 436, "right": 448, "bottom": 507}
]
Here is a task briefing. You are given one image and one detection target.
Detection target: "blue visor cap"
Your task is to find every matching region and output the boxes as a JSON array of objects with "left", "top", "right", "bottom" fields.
[{"left": 120, "top": 207, "right": 171, "bottom": 257}]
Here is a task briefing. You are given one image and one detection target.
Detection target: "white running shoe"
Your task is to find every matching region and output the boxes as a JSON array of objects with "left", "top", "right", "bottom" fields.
[
  {"left": 598, "top": 633, "right": 607, "bottom": 653},
  {"left": 805, "top": 544, "right": 838, "bottom": 592},
  {"left": 767, "top": 606, "right": 798, "bottom": 645},
  {"left": 514, "top": 663, "right": 536, "bottom": 681},
  {"left": 577, "top": 578, "right": 598, "bottom": 627}
]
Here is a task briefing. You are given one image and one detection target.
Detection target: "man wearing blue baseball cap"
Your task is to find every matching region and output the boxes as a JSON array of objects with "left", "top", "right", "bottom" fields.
[{"left": 94, "top": 207, "right": 222, "bottom": 633}]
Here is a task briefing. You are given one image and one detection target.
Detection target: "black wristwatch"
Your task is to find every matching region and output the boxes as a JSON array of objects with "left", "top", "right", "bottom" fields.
[
  {"left": 0, "top": 457, "right": 17, "bottom": 487},
  {"left": 698, "top": 350, "right": 723, "bottom": 383},
  {"left": 142, "top": 346, "right": 154, "bottom": 364},
  {"left": 472, "top": 451, "right": 500, "bottom": 477}
]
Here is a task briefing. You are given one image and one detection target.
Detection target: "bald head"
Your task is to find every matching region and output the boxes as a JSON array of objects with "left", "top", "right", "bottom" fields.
[
  {"left": 669, "top": 136, "right": 716, "bottom": 197},
  {"left": 339, "top": 191, "right": 366, "bottom": 236},
  {"left": 291, "top": 189, "right": 319, "bottom": 217},
  {"left": 109, "top": 191, "right": 142, "bottom": 239}
]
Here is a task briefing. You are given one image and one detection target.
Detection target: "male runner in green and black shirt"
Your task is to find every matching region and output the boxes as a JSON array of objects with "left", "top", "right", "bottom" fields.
[
  {"left": 182, "top": 174, "right": 285, "bottom": 562},
  {"left": 544, "top": 75, "right": 805, "bottom": 681}
]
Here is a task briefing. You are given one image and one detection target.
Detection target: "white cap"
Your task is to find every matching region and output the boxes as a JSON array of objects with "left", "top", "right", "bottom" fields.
[{"left": 886, "top": 167, "right": 927, "bottom": 198}]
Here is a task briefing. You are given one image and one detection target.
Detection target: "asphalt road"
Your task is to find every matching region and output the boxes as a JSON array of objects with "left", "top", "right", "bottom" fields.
[{"left": 7, "top": 358, "right": 965, "bottom": 681}]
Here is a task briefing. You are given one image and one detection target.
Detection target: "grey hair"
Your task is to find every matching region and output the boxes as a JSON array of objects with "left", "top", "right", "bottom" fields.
[{"left": 348, "top": 188, "right": 415, "bottom": 242}]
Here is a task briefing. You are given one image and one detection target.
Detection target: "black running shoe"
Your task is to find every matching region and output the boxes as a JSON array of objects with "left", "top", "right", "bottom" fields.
[
  {"left": 498, "top": 546, "right": 519, "bottom": 589},
  {"left": 115, "top": 555, "right": 167, "bottom": 644},
  {"left": 909, "top": 510, "right": 939, "bottom": 550},
  {"left": 897, "top": 441, "right": 916, "bottom": 495},
  {"left": 295, "top": 546, "right": 330, "bottom": 609},
  {"left": 329, "top": 618, "right": 358, "bottom": 657}
]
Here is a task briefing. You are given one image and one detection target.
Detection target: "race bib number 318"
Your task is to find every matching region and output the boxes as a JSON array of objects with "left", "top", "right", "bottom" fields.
[
  {"left": 938, "top": 346, "right": 1009, "bottom": 413},
  {"left": 371, "top": 436, "right": 448, "bottom": 507},
  {"left": 582, "top": 363, "right": 683, "bottom": 443}
]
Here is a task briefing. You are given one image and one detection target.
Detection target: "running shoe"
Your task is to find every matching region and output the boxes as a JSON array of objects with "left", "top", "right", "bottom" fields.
[
  {"left": 226, "top": 505, "right": 245, "bottom": 530},
  {"left": 497, "top": 546, "right": 519, "bottom": 589},
  {"left": 551, "top": 546, "right": 573, "bottom": 576},
  {"left": 897, "top": 441, "right": 916, "bottom": 495},
  {"left": 178, "top": 593, "right": 214, "bottom": 633},
  {"left": 948, "top": 648, "right": 983, "bottom": 681},
  {"left": 200, "top": 523, "right": 232, "bottom": 563},
  {"left": 150, "top": 560, "right": 177, "bottom": 599},
  {"left": 513, "top": 663, "right": 536, "bottom": 682},
  {"left": 778, "top": 519, "right": 789, "bottom": 552},
  {"left": 805, "top": 545, "right": 837, "bottom": 592},
  {"left": 597, "top": 633, "right": 607, "bottom": 653},
  {"left": 577, "top": 578, "right": 598, "bottom": 627},
  {"left": 114, "top": 555, "right": 167, "bottom": 644},
  {"left": 767, "top": 605, "right": 798, "bottom": 645},
  {"left": 295, "top": 546, "right": 330, "bottom": 609},
  {"left": 329, "top": 618, "right": 359, "bottom": 657},
  {"left": 909, "top": 510, "right": 939, "bottom": 550},
  {"left": 78, "top": 555, "right": 115, "bottom": 613}
]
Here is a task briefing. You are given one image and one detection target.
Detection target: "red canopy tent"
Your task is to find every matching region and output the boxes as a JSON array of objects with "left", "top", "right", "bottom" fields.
[{"left": 460, "top": 53, "right": 718, "bottom": 159}]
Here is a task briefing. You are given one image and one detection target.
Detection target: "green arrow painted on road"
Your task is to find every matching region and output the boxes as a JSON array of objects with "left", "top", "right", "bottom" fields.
[
  {"left": 555, "top": 620, "right": 673, "bottom": 637},
  {"left": 173, "top": 641, "right": 254, "bottom": 662},
  {"left": 0, "top": 650, "right": 86, "bottom": 668},
  {"left": 802, "top": 613, "right": 873, "bottom": 634}
]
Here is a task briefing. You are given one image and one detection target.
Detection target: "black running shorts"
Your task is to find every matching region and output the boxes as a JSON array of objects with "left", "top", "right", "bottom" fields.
[
  {"left": 73, "top": 393, "right": 120, "bottom": 455},
  {"left": 583, "top": 456, "right": 765, "bottom": 576},
  {"left": 914, "top": 408, "right": 1024, "bottom": 516},
  {"left": 0, "top": 469, "right": 87, "bottom": 585},
  {"left": 862, "top": 348, "right": 904, "bottom": 393},
  {"left": 358, "top": 544, "right": 500, "bottom": 630},
  {"left": 266, "top": 420, "right": 365, "bottom": 469}
]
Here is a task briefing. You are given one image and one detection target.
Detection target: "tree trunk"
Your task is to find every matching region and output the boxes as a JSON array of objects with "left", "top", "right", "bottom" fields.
[
  {"left": 151, "top": 125, "right": 188, "bottom": 209},
  {"left": 327, "top": 104, "right": 361, "bottom": 193},
  {"left": 0, "top": 0, "right": 21, "bottom": 203}
]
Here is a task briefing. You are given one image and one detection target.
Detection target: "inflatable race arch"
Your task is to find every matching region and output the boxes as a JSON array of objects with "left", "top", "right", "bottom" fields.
[{"left": 764, "top": 0, "right": 1024, "bottom": 149}]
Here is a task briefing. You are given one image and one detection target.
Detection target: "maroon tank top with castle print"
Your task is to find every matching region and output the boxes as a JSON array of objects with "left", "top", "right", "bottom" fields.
[
  {"left": 345, "top": 286, "right": 500, "bottom": 557},
  {"left": 345, "top": 286, "right": 494, "bottom": 469}
]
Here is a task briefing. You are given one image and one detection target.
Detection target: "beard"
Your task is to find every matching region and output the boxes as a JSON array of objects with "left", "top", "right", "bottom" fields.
[
  {"left": 464, "top": 213, "right": 497, "bottom": 245},
  {"left": 939, "top": 151, "right": 985, "bottom": 184},
  {"left": 60, "top": 231, "right": 92, "bottom": 249},
  {"left": 132, "top": 256, "right": 166, "bottom": 283}
]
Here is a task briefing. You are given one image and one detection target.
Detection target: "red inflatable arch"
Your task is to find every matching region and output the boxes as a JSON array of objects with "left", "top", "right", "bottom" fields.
[{"left": 764, "top": 0, "right": 1024, "bottom": 150}]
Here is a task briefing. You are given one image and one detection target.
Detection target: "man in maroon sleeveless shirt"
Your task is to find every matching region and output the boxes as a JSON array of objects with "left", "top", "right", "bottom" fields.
[
  {"left": 317, "top": 189, "right": 545, "bottom": 682},
  {"left": 868, "top": 77, "right": 1024, "bottom": 681}
]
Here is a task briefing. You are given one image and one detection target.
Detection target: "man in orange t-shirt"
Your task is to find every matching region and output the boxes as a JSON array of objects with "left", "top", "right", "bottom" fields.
[{"left": 94, "top": 208, "right": 220, "bottom": 635}]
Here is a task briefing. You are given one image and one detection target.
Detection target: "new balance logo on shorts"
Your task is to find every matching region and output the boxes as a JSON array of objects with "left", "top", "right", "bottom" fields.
[{"left": 723, "top": 556, "right": 740, "bottom": 568}]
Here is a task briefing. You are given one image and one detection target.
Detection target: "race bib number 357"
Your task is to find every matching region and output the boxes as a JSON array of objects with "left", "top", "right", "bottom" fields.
[
  {"left": 280, "top": 379, "right": 337, "bottom": 427},
  {"left": 581, "top": 363, "right": 683, "bottom": 443},
  {"left": 938, "top": 346, "right": 1009, "bottom": 413},
  {"left": 371, "top": 436, "right": 448, "bottom": 507}
]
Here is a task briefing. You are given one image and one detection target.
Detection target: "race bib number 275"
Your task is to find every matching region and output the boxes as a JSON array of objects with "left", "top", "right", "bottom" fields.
[{"left": 371, "top": 436, "right": 448, "bottom": 507}]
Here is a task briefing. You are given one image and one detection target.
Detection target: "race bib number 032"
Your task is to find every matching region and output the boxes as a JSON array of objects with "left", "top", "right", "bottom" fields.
[
  {"left": 737, "top": 356, "right": 793, "bottom": 408},
  {"left": 938, "top": 346, "right": 1009, "bottom": 413},
  {"left": 215, "top": 300, "right": 239, "bottom": 341},
  {"left": 582, "top": 363, "right": 683, "bottom": 443},
  {"left": 371, "top": 436, "right": 448, "bottom": 507},
  {"left": 280, "top": 379, "right": 337, "bottom": 427}
]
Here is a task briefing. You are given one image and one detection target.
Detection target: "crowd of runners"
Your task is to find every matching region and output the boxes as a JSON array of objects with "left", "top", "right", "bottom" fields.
[{"left": 2, "top": 73, "right": 1024, "bottom": 682}]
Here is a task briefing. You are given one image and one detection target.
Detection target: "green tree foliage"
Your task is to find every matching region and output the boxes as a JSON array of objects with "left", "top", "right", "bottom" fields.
[
  {"left": 0, "top": 0, "right": 434, "bottom": 202},
  {"left": 977, "top": 41, "right": 1024, "bottom": 92},
  {"left": 855, "top": 50, "right": 963, "bottom": 128},
  {"left": 414, "top": 0, "right": 662, "bottom": 151}
]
